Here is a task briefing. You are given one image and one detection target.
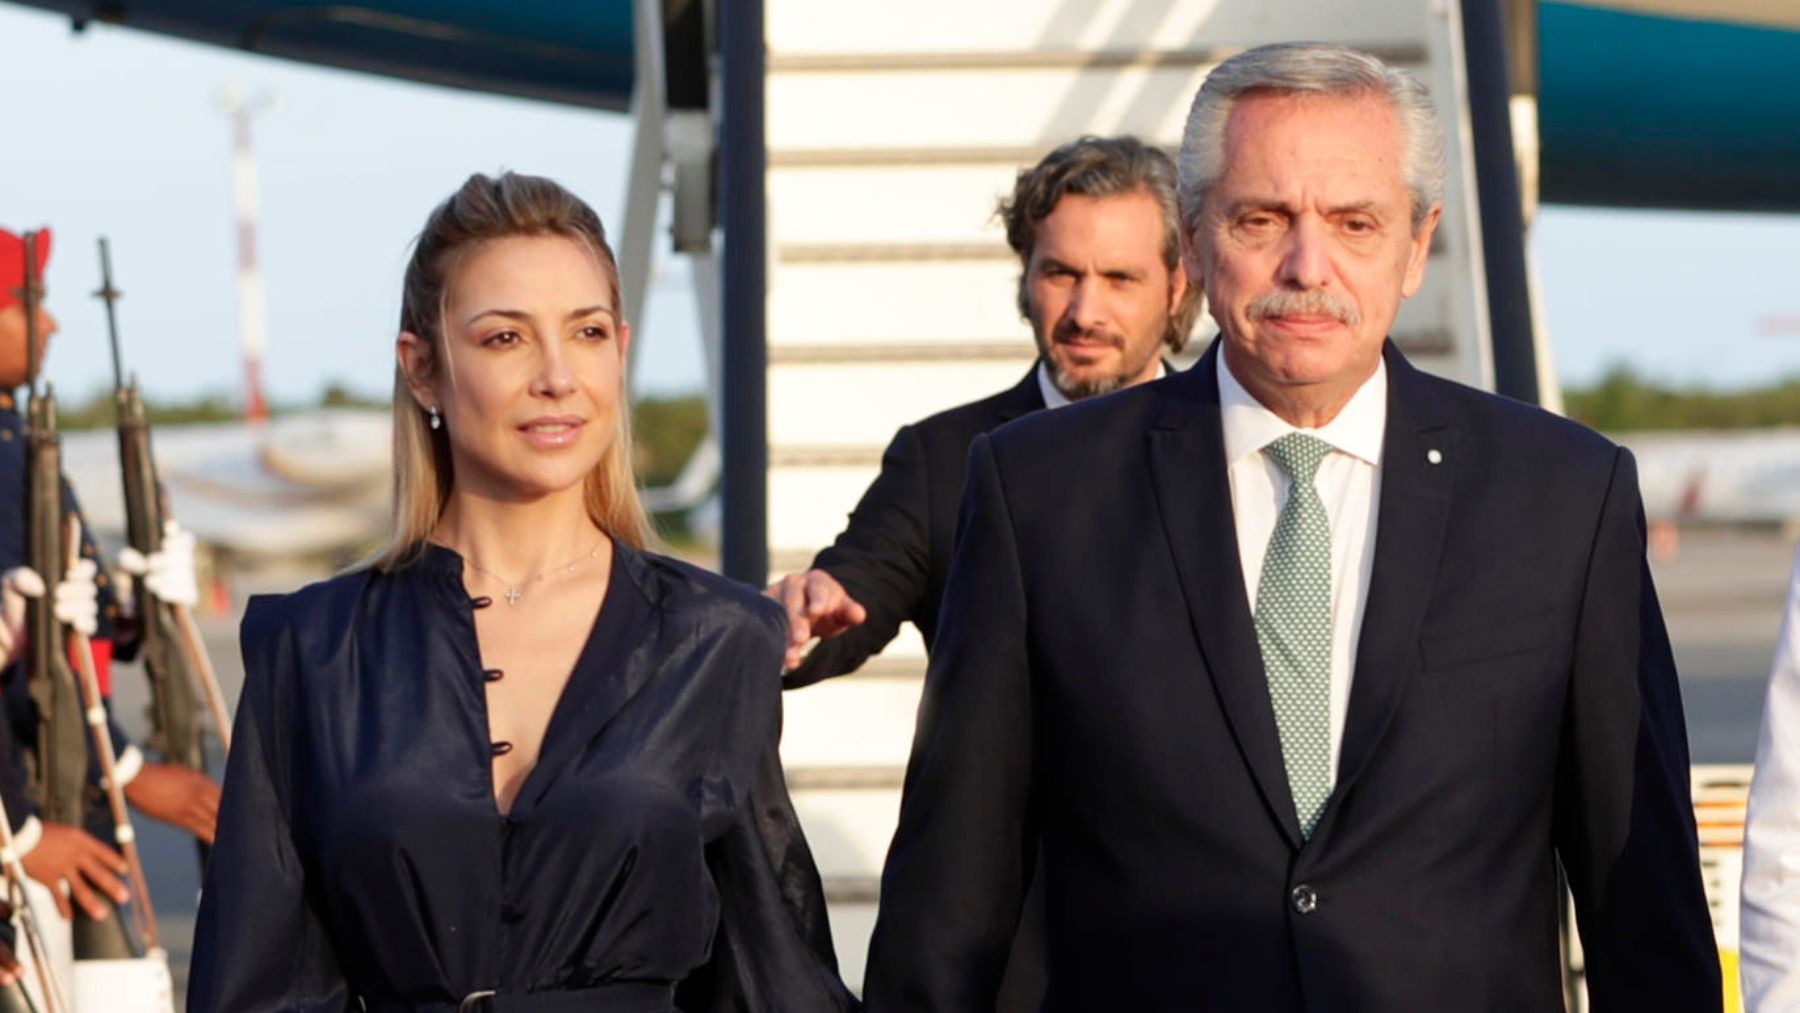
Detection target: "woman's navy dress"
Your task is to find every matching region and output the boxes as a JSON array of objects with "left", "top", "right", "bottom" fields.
[{"left": 188, "top": 543, "right": 856, "bottom": 1012}]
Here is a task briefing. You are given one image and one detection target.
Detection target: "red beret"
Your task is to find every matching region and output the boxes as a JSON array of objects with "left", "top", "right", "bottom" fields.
[{"left": 0, "top": 227, "right": 53, "bottom": 312}]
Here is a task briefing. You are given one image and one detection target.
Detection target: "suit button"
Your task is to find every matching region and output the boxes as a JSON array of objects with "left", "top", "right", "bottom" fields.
[{"left": 1290, "top": 884, "right": 1319, "bottom": 914}]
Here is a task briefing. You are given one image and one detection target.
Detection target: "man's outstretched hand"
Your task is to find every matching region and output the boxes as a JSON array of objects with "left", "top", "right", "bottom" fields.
[
  {"left": 765, "top": 569, "right": 868, "bottom": 671},
  {"left": 124, "top": 761, "right": 220, "bottom": 844}
]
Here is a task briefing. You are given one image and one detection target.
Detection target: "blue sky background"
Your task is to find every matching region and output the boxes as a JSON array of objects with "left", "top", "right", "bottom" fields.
[{"left": 2, "top": 4, "right": 1797, "bottom": 405}]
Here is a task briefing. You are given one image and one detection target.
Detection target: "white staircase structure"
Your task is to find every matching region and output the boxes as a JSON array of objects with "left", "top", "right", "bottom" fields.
[{"left": 761, "top": 1, "right": 1504, "bottom": 989}]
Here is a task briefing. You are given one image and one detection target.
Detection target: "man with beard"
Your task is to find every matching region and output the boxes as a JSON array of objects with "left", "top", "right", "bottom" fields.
[
  {"left": 768, "top": 135, "right": 1200, "bottom": 684},
  {"left": 768, "top": 136, "right": 1198, "bottom": 1011}
]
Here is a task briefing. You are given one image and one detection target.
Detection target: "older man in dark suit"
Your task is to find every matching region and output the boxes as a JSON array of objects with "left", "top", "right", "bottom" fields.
[
  {"left": 767, "top": 135, "right": 1200, "bottom": 684},
  {"left": 863, "top": 43, "right": 1720, "bottom": 1011}
]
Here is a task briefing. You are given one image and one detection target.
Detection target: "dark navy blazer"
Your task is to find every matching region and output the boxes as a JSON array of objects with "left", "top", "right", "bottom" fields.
[
  {"left": 865, "top": 343, "right": 1720, "bottom": 1011},
  {"left": 784, "top": 368, "right": 1043, "bottom": 689}
]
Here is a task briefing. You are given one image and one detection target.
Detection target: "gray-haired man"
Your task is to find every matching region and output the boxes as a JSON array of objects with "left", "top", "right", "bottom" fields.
[{"left": 865, "top": 43, "right": 1718, "bottom": 1010}]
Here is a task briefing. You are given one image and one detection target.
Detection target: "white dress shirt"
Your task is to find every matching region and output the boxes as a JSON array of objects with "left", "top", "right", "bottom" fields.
[
  {"left": 1218, "top": 351, "right": 1386, "bottom": 782},
  {"left": 1743, "top": 544, "right": 1800, "bottom": 1011},
  {"left": 1035, "top": 359, "right": 1167, "bottom": 410}
]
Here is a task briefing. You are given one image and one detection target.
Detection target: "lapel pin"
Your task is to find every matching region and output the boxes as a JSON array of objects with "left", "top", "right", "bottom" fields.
[{"left": 1426, "top": 449, "right": 1443, "bottom": 465}]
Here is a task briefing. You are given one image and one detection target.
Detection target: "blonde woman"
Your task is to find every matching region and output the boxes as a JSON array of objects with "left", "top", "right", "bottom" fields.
[{"left": 189, "top": 174, "right": 855, "bottom": 1012}]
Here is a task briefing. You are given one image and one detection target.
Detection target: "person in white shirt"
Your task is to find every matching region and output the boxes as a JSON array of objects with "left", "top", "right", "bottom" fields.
[{"left": 1743, "top": 545, "right": 1800, "bottom": 1010}]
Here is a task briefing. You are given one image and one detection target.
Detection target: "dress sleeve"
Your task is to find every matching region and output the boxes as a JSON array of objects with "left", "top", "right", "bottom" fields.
[
  {"left": 187, "top": 600, "right": 353, "bottom": 1013},
  {"left": 1743, "top": 543, "right": 1800, "bottom": 1011},
  {"left": 677, "top": 605, "right": 860, "bottom": 1012}
]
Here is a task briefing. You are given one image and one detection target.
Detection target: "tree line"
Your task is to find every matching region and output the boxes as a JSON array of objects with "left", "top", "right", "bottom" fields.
[
  {"left": 56, "top": 385, "right": 712, "bottom": 490},
  {"left": 1563, "top": 366, "right": 1800, "bottom": 432}
]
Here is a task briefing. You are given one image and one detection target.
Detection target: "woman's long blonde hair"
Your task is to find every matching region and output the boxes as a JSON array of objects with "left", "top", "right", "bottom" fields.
[{"left": 367, "top": 172, "right": 652, "bottom": 571}]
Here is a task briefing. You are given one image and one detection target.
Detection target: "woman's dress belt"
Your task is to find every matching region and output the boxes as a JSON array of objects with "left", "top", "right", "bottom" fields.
[{"left": 363, "top": 982, "right": 676, "bottom": 1012}]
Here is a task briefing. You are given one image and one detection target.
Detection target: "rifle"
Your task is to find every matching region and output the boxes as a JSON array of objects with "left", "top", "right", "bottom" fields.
[
  {"left": 19, "top": 231, "right": 87, "bottom": 838},
  {"left": 1, "top": 230, "right": 58, "bottom": 1013},
  {"left": 64, "top": 518, "right": 157, "bottom": 954},
  {"left": 95, "top": 239, "right": 229, "bottom": 875},
  {"left": 20, "top": 232, "right": 145, "bottom": 963}
]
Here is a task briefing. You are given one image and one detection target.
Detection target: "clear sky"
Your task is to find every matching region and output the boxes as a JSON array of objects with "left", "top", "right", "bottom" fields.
[{"left": 3, "top": 4, "right": 1798, "bottom": 406}]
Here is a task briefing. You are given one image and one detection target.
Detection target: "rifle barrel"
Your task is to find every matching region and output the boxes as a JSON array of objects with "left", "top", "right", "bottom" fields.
[
  {"left": 20, "top": 231, "right": 41, "bottom": 397},
  {"left": 96, "top": 237, "right": 125, "bottom": 390}
]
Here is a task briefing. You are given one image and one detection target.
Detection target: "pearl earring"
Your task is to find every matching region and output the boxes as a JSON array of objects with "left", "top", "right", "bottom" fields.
[{"left": 428, "top": 405, "right": 442, "bottom": 430}]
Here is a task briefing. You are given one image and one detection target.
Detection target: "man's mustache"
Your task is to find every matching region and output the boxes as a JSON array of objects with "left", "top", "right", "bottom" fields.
[
  {"left": 1051, "top": 323, "right": 1124, "bottom": 347},
  {"left": 1247, "top": 289, "right": 1361, "bottom": 326}
]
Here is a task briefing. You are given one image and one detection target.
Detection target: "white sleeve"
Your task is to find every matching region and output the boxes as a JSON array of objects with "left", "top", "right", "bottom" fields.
[
  {"left": 112, "top": 745, "right": 146, "bottom": 789},
  {"left": 9, "top": 816, "right": 42, "bottom": 859},
  {"left": 1742, "top": 543, "right": 1800, "bottom": 1011}
]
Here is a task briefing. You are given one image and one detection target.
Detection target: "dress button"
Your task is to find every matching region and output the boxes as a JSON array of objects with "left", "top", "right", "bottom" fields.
[
  {"left": 1290, "top": 884, "right": 1319, "bottom": 915},
  {"left": 490, "top": 741, "right": 514, "bottom": 757}
]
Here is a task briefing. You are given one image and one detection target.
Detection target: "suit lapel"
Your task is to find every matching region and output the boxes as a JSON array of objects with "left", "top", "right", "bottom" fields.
[
  {"left": 1328, "top": 347, "right": 1457, "bottom": 811},
  {"left": 1147, "top": 348, "right": 1305, "bottom": 848}
]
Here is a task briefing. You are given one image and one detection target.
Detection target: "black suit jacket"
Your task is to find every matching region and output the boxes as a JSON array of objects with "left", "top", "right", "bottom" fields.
[
  {"left": 863, "top": 343, "right": 1720, "bottom": 1011},
  {"left": 784, "top": 368, "right": 1043, "bottom": 688}
]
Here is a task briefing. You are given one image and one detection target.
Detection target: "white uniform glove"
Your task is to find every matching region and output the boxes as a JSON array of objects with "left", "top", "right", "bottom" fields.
[
  {"left": 0, "top": 563, "right": 97, "bottom": 668},
  {"left": 54, "top": 560, "right": 99, "bottom": 638},
  {"left": 1, "top": 567, "right": 46, "bottom": 668},
  {"left": 117, "top": 520, "right": 200, "bottom": 609}
]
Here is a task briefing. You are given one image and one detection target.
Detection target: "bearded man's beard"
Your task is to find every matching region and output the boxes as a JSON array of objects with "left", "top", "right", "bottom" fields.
[{"left": 1047, "top": 360, "right": 1131, "bottom": 400}]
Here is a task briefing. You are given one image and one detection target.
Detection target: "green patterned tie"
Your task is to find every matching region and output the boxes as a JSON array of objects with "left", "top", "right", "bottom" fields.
[{"left": 1254, "top": 433, "right": 1335, "bottom": 838}]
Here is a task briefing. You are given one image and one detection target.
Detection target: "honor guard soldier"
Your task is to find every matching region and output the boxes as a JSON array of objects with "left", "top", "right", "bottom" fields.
[{"left": 0, "top": 225, "right": 220, "bottom": 1009}]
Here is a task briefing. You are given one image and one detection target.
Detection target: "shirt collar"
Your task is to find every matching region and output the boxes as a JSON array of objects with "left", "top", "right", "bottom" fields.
[
  {"left": 1217, "top": 347, "right": 1387, "bottom": 467},
  {"left": 1036, "top": 359, "right": 1167, "bottom": 410}
]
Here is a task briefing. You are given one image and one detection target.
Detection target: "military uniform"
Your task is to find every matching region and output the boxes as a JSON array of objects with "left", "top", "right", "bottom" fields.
[{"left": 0, "top": 390, "right": 144, "bottom": 854}]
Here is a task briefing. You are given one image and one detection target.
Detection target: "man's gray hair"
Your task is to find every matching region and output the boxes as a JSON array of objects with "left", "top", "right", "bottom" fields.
[{"left": 1177, "top": 43, "right": 1446, "bottom": 234}]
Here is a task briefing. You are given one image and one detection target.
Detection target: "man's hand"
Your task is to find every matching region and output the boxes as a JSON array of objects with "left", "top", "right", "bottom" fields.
[
  {"left": 124, "top": 762, "right": 219, "bottom": 844},
  {"left": 19, "top": 822, "right": 128, "bottom": 921},
  {"left": 764, "top": 569, "right": 868, "bottom": 670}
]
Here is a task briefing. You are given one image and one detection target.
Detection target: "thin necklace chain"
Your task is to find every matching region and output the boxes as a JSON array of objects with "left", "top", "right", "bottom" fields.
[{"left": 465, "top": 540, "right": 604, "bottom": 606}]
